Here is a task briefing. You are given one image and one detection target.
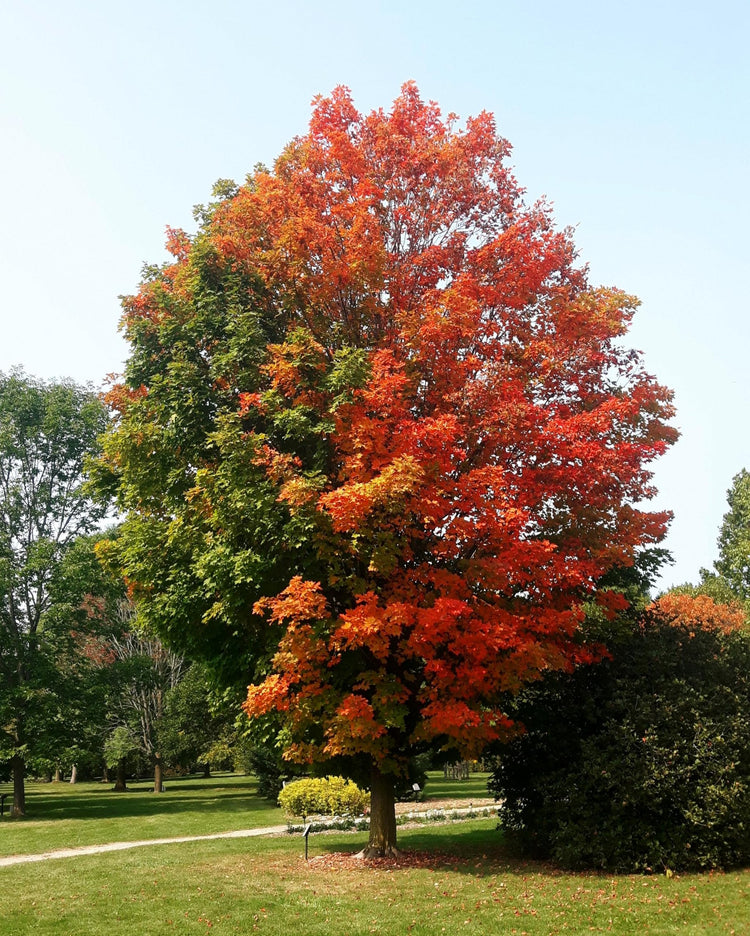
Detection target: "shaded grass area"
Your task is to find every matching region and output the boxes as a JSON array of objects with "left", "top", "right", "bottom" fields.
[
  {"left": 1, "top": 821, "right": 747, "bottom": 935},
  {"left": 0, "top": 774, "right": 284, "bottom": 857}
]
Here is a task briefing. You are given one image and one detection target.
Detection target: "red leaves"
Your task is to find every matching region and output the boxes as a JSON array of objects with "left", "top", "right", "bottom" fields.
[
  {"left": 244, "top": 672, "right": 294, "bottom": 715},
  {"left": 331, "top": 594, "right": 409, "bottom": 661},
  {"left": 223, "top": 84, "right": 678, "bottom": 771}
]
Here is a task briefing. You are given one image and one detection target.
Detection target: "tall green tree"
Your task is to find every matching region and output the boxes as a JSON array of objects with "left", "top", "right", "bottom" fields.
[
  {"left": 672, "top": 470, "right": 750, "bottom": 613},
  {"left": 0, "top": 372, "right": 109, "bottom": 815},
  {"left": 712, "top": 469, "right": 750, "bottom": 601}
]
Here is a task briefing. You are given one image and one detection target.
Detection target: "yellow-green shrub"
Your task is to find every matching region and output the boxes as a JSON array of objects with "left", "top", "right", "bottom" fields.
[
  {"left": 278, "top": 776, "right": 369, "bottom": 818},
  {"left": 322, "top": 776, "right": 370, "bottom": 816}
]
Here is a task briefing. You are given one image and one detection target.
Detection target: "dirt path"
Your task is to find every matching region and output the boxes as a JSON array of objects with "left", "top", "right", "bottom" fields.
[{"left": 0, "top": 798, "right": 497, "bottom": 868}]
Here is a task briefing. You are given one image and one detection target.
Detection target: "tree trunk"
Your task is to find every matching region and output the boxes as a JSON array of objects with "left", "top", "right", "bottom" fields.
[
  {"left": 153, "top": 753, "right": 164, "bottom": 793},
  {"left": 53, "top": 766, "right": 62, "bottom": 782},
  {"left": 10, "top": 754, "right": 26, "bottom": 818},
  {"left": 202, "top": 763, "right": 211, "bottom": 778},
  {"left": 101, "top": 763, "right": 109, "bottom": 783},
  {"left": 360, "top": 766, "right": 398, "bottom": 857},
  {"left": 113, "top": 759, "right": 128, "bottom": 792},
  {"left": 69, "top": 764, "right": 78, "bottom": 784}
]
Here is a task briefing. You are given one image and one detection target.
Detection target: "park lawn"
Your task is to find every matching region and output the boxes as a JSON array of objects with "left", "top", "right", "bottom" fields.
[
  {"left": 0, "top": 773, "right": 284, "bottom": 858},
  {"left": 0, "top": 770, "right": 489, "bottom": 859},
  {"left": 1, "top": 820, "right": 748, "bottom": 935}
]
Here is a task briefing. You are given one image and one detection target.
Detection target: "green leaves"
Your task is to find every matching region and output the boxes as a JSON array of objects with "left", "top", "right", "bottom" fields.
[
  {"left": 714, "top": 469, "right": 750, "bottom": 601},
  {"left": 0, "top": 370, "right": 109, "bottom": 686},
  {"left": 0, "top": 373, "right": 111, "bottom": 803}
]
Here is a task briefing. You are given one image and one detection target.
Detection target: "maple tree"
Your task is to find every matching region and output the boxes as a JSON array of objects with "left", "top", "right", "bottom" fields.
[{"left": 99, "top": 84, "right": 676, "bottom": 855}]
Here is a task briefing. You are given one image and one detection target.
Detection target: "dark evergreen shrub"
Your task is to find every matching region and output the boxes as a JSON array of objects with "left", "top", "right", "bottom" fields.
[{"left": 488, "top": 599, "right": 750, "bottom": 871}]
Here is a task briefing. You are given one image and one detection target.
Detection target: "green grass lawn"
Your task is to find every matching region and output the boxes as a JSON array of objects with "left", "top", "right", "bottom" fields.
[
  {"left": 1, "top": 773, "right": 748, "bottom": 935},
  {"left": 0, "top": 773, "right": 284, "bottom": 857},
  {"left": 1, "top": 821, "right": 748, "bottom": 935},
  {"left": 420, "top": 769, "right": 492, "bottom": 802}
]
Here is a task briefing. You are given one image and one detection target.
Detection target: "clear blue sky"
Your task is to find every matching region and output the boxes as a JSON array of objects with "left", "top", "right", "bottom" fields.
[{"left": 2, "top": 0, "right": 748, "bottom": 591}]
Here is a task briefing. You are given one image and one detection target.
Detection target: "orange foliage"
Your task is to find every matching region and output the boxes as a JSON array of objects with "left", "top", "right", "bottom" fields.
[{"left": 649, "top": 593, "right": 746, "bottom": 634}]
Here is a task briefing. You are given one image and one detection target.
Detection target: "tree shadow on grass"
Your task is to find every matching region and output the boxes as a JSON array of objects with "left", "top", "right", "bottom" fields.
[
  {"left": 313, "top": 823, "right": 562, "bottom": 879},
  {"left": 20, "top": 782, "right": 281, "bottom": 823}
]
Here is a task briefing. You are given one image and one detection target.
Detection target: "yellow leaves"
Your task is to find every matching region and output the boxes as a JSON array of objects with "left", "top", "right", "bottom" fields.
[
  {"left": 320, "top": 454, "right": 424, "bottom": 533},
  {"left": 278, "top": 476, "right": 319, "bottom": 509},
  {"left": 263, "top": 331, "right": 328, "bottom": 408}
]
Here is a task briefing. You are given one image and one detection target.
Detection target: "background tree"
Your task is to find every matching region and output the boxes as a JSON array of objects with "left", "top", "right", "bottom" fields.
[
  {"left": 698, "top": 469, "right": 750, "bottom": 605},
  {"left": 662, "top": 469, "right": 750, "bottom": 617},
  {"left": 0, "top": 372, "right": 109, "bottom": 816},
  {"left": 156, "top": 663, "right": 238, "bottom": 776},
  {"left": 107, "top": 629, "right": 187, "bottom": 793},
  {"left": 104, "top": 726, "right": 141, "bottom": 792},
  {"left": 714, "top": 469, "right": 750, "bottom": 597},
  {"left": 99, "top": 85, "right": 676, "bottom": 855},
  {"left": 51, "top": 532, "right": 139, "bottom": 782}
]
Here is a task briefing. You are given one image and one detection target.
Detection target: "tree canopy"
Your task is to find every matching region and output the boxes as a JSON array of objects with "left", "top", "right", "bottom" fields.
[{"left": 98, "top": 84, "right": 676, "bottom": 854}]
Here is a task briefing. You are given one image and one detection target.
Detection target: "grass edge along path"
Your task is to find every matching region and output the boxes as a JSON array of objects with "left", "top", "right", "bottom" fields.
[
  {"left": 0, "top": 773, "right": 285, "bottom": 857},
  {"left": 0, "top": 823, "right": 289, "bottom": 867},
  {"left": 0, "top": 771, "right": 491, "bottom": 859}
]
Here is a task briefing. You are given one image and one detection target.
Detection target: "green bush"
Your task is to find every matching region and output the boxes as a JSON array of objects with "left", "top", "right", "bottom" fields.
[
  {"left": 488, "top": 600, "right": 750, "bottom": 872},
  {"left": 278, "top": 776, "right": 369, "bottom": 819}
]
